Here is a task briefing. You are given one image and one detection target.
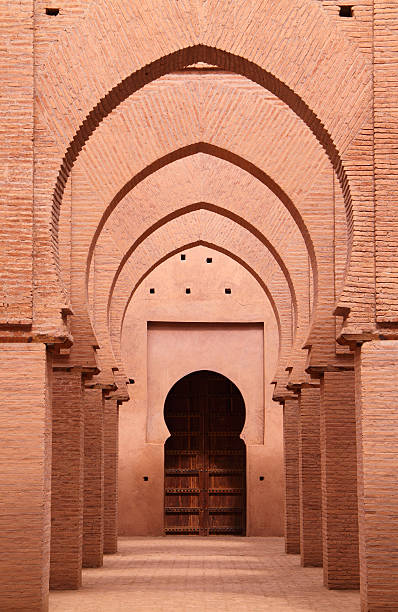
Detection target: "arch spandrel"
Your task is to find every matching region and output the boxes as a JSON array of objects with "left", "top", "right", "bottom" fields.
[
  {"left": 32, "top": 1, "right": 374, "bottom": 340},
  {"left": 59, "top": 75, "right": 331, "bottom": 361},
  {"left": 37, "top": 0, "right": 370, "bottom": 157},
  {"left": 54, "top": 72, "right": 347, "bottom": 357},
  {"left": 106, "top": 212, "right": 295, "bottom": 390}
]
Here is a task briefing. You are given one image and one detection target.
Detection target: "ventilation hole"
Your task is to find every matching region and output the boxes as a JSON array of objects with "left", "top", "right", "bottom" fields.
[
  {"left": 259, "top": 476, "right": 264, "bottom": 482},
  {"left": 181, "top": 254, "right": 186, "bottom": 261},
  {"left": 149, "top": 288, "right": 155, "bottom": 294},
  {"left": 45, "top": 7, "right": 60, "bottom": 15},
  {"left": 186, "top": 288, "right": 191, "bottom": 294},
  {"left": 339, "top": 5, "right": 353, "bottom": 17},
  {"left": 206, "top": 257, "right": 213, "bottom": 264},
  {"left": 225, "top": 288, "right": 231, "bottom": 294},
  {"left": 128, "top": 378, "right": 135, "bottom": 385},
  {"left": 143, "top": 476, "right": 149, "bottom": 482}
]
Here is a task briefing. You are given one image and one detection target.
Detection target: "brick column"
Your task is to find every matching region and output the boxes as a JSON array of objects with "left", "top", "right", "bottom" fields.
[
  {"left": 283, "top": 398, "right": 300, "bottom": 554},
  {"left": 356, "top": 341, "right": 398, "bottom": 610},
  {"left": 0, "top": 344, "right": 51, "bottom": 611},
  {"left": 50, "top": 367, "right": 84, "bottom": 590},
  {"left": 83, "top": 388, "right": 104, "bottom": 567},
  {"left": 320, "top": 371, "right": 359, "bottom": 589},
  {"left": 103, "top": 399, "right": 119, "bottom": 554},
  {"left": 298, "top": 386, "right": 322, "bottom": 567}
]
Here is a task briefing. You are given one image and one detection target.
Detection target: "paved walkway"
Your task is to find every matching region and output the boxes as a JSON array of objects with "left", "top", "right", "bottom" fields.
[{"left": 50, "top": 537, "right": 360, "bottom": 611}]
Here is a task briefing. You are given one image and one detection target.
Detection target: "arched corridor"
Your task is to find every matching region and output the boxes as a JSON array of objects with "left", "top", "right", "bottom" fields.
[{"left": 2, "top": 2, "right": 398, "bottom": 611}]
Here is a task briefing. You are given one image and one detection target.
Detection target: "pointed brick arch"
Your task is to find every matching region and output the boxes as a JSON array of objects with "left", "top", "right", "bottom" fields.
[
  {"left": 34, "top": 0, "right": 373, "bottom": 336},
  {"left": 106, "top": 211, "right": 295, "bottom": 391}
]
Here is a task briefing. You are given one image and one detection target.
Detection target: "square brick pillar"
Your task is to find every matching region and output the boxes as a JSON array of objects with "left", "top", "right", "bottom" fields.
[
  {"left": 0, "top": 344, "right": 51, "bottom": 611},
  {"left": 83, "top": 388, "right": 104, "bottom": 567},
  {"left": 320, "top": 371, "right": 359, "bottom": 589},
  {"left": 298, "top": 386, "right": 323, "bottom": 567},
  {"left": 50, "top": 367, "right": 84, "bottom": 590},
  {"left": 103, "top": 399, "right": 119, "bottom": 554},
  {"left": 283, "top": 398, "right": 300, "bottom": 554},
  {"left": 356, "top": 341, "right": 398, "bottom": 610}
]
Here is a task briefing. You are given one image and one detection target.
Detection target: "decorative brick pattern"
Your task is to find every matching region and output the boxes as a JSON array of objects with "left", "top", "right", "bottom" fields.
[
  {"left": 0, "top": 344, "right": 50, "bottom": 611},
  {"left": 374, "top": 2, "right": 398, "bottom": 322},
  {"left": 50, "top": 368, "right": 84, "bottom": 590},
  {"left": 83, "top": 388, "right": 104, "bottom": 568},
  {"left": 1, "top": 2, "right": 398, "bottom": 609},
  {"left": 283, "top": 399, "right": 300, "bottom": 555},
  {"left": 0, "top": 2, "right": 33, "bottom": 326},
  {"left": 320, "top": 371, "right": 359, "bottom": 589},
  {"left": 299, "top": 387, "right": 323, "bottom": 568},
  {"left": 103, "top": 399, "right": 119, "bottom": 554},
  {"left": 356, "top": 341, "right": 398, "bottom": 610}
]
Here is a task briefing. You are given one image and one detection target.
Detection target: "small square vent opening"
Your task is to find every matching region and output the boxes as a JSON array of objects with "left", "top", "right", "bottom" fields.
[{"left": 339, "top": 5, "right": 353, "bottom": 17}]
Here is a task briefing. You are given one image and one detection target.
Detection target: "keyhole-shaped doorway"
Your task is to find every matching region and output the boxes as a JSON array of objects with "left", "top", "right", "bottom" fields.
[{"left": 164, "top": 370, "right": 246, "bottom": 535}]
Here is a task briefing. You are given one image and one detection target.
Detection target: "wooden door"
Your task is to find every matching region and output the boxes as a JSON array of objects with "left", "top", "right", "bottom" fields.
[{"left": 164, "top": 370, "right": 246, "bottom": 535}]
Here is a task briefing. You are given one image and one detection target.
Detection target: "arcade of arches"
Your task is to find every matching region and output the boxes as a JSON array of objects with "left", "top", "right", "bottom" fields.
[{"left": 1, "top": 1, "right": 398, "bottom": 611}]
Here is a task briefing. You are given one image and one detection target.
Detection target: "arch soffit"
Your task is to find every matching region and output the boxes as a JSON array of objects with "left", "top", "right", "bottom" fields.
[
  {"left": 111, "top": 220, "right": 292, "bottom": 367},
  {"left": 111, "top": 210, "right": 293, "bottom": 327},
  {"left": 73, "top": 74, "right": 334, "bottom": 219},
  {"left": 104, "top": 202, "right": 301, "bottom": 328},
  {"left": 55, "top": 76, "right": 349, "bottom": 344},
  {"left": 77, "top": 143, "right": 318, "bottom": 379},
  {"left": 86, "top": 143, "right": 319, "bottom": 297},
  {"left": 47, "top": 33, "right": 370, "bottom": 284},
  {"left": 39, "top": 0, "right": 370, "bottom": 202}
]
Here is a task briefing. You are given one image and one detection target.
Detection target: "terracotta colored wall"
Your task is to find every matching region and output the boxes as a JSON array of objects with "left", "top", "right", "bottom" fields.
[
  {"left": 83, "top": 388, "right": 104, "bottom": 568},
  {"left": 118, "top": 247, "right": 283, "bottom": 537},
  {"left": 0, "top": 344, "right": 51, "bottom": 611},
  {"left": 355, "top": 341, "right": 398, "bottom": 610},
  {"left": 283, "top": 399, "right": 300, "bottom": 554},
  {"left": 51, "top": 367, "right": 84, "bottom": 590}
]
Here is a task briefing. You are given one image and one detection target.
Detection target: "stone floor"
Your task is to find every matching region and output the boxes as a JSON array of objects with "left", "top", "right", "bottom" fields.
[{"left": 50, "top": 537, "right": 360, "bottom": 611}]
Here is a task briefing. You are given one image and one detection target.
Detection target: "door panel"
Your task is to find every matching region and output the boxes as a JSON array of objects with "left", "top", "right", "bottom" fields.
[{"left": 164, "top": 370, "right": 246, "bottom": 535}]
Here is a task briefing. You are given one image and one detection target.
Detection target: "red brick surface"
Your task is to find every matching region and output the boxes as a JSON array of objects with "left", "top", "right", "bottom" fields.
[
  {"left": 50, "top": 368, "right": 84, "bottom": 590},
  {"left": 1, "top": 1, "right": 398, "bottom": 609},
  {"left": 356, "top": 341, "right": 398, "bottom": 610},
  {"left": 320, "top": 371, "right": 359, "bottom": 589},
  {"left": 83, "top": 388, "right": 104, "bottom": 568},
  {"left": 0, "top": 344, "right": 50, "bottom": 611},
  {"left": 0, "top": 3, "right": 33, "bottom": 326},
  {"left": 299, "top": 387, "right": 323, "bottom": 568},
  {"left": 103, "top": 400, "right": 119, "bottom": 554},
  {"left": 283, "top": 399, "right": 300, "bottom": 555}
]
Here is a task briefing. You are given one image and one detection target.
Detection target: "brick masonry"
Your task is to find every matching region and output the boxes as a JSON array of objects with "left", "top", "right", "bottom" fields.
[
  {"left": 1, "top": 2, "right": 398, "bottom": 610},
  {"left": 356, "top": 341, "right": 398, "bottom": 611},
  {"left": 103, "top": 399, "right": 119, "bottom": 554},
  {"left": 83, "top": 388, "right": 104, "bottom": 568},
  {"left": 320, "top": 371, "right": 359, "bottom": 590},
  {"left": 0, "top": 344, "right": 50, "bottom": 611},
  {"left": 50, "top": 367, "right": 84, "bottom": 590},
  {"left": 283, "top": 399, "right": 300, "bottom": 555},
  {"left": 299, "top": 387, "right": 323, "bottom": 568}
]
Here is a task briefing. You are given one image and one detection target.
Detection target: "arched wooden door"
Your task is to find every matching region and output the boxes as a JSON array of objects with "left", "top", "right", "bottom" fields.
[{"left": 164, "top": 370, "right": 246, "bottom": 536}]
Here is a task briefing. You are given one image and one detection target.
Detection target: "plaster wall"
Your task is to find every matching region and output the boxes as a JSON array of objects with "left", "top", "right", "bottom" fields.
[{"left": 118, "top": 247, "right": 283, "bottom": 537}]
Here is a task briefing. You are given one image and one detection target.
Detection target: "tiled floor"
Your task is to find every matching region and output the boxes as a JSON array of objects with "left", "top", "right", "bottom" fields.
[{"left": 50, "top": 537, "right": 360, "bottom": 611}]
